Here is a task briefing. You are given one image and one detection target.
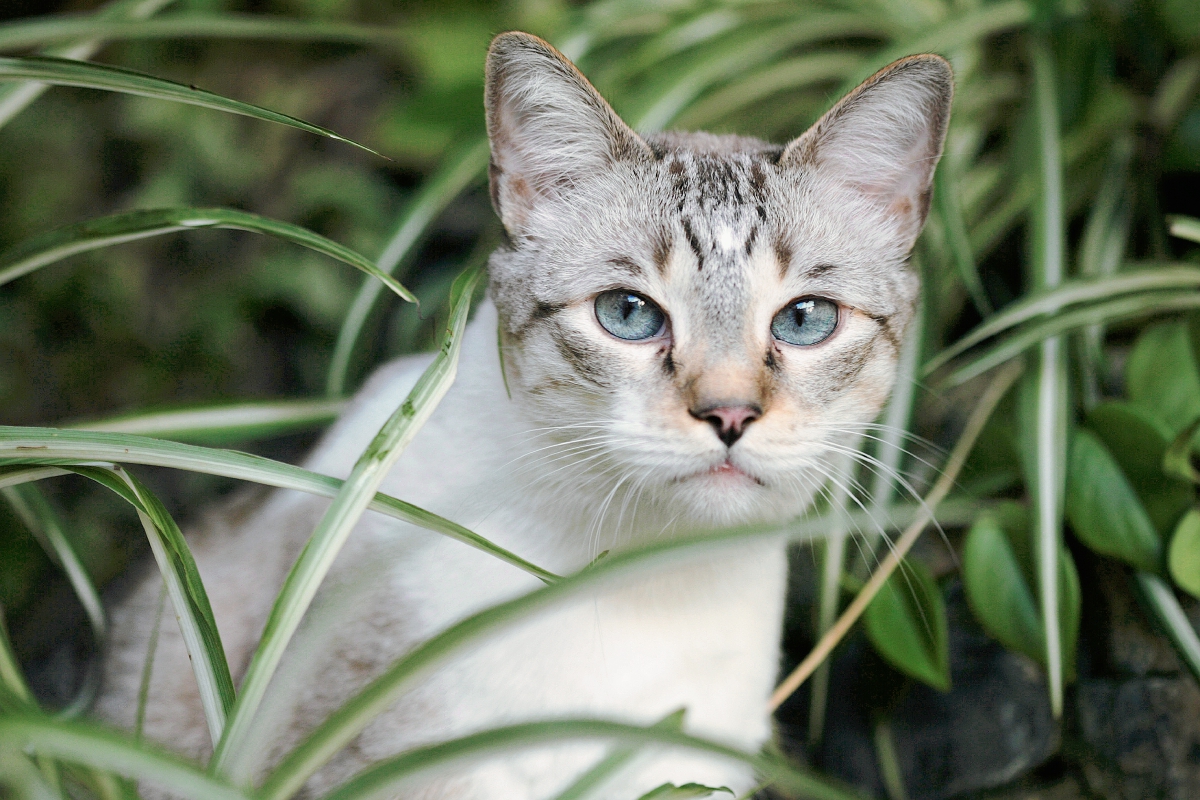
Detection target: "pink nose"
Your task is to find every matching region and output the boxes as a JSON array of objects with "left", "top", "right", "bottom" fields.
[{"left": 690, "top": 403, "right": 762, "bottom": 447}]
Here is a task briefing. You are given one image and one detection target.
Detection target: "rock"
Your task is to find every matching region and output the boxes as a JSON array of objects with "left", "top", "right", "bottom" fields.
[{"left": 1074, "top": 676, "right": 1200, "bottom": 800}]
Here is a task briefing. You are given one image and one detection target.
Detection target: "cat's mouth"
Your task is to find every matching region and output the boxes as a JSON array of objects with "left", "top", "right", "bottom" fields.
[{"left": 698, "top": 458, "right": 764, "bottom": 487}]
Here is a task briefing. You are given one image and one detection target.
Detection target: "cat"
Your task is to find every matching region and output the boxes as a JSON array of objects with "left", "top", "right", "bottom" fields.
[{"left": 95, "top": 31, "right": 951, "bottom": 799}]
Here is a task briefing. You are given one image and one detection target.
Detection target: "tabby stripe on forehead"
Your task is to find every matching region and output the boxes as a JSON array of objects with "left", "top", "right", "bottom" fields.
[
  {"left": 681, "top": 218, "right": 704, "bottom": 268},
  {"left": 607, "top": 257, "right": 643, "bottom": 276}
]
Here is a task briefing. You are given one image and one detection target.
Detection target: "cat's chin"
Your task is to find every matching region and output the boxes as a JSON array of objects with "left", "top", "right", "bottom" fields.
[{"left": 663, "top": 459, "right": 813, "bottom": 528}]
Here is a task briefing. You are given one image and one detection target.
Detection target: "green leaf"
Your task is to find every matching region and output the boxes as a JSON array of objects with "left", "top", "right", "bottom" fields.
[
  {"left": 0, "top": 14, "right": 406, "bottom": 52},
  {"left": 961, "top": 511, "right": 1080, "bottom": 680},
  {"left": 0, "top": 56, "right": 381, "bottom": 157},
  {"left": 326, "top": 138, "right": 489, "bottom": 396},
  {"left": 66, "top": 398, "right": 346, "bottom": 445},
  {"left": 1170, "top": 215, "right": 1200, "bottom": 244},
  {"left": 311, "top": 718, "right": 859, "bottom": 800},
  {"left": 0, "top": 714, "right": 250, "bottom": 800},
  {"left": 211, "top": 267, "right": 483, "bottom": 776},
  {"left": 0, "top": 207, "right": 414, "bottom": 302},
  {"left": 1163, "top": 415, "right": 1200, "bottom": 486},
  {"left": 70, "top": 465, "right": 235, "bottom": 745},
  {"left": 638, "top": 783, "right": 733, "bottom": 800},
  {"left": 1085, "top": 403, "right": 1194, "bottom": 536},
  {"left": 1065, "top": 429, "right": 1162, "bottom": 573},
  {"left": 863, "top": 558, "right": 950, "bottom": 692},
  {"left": 1127, "top": 320, "right": 1200, "bottom": 434},
  {"left": 0, "top": 427, "right": 558, "bottom": 584},
  {"left": 550, "top": 710, "right": 687, "bottom": 800},
  {"left": 1133, "top": 572, "right": 1200, "bottom": 686},
  {"left": 1169, "top": 509, "right": 1200, "bottom": 598}
]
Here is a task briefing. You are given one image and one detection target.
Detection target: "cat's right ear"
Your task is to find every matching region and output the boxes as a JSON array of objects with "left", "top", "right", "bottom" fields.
[{"left": 485, "top": 32, "right": 652, "bottom": 237}]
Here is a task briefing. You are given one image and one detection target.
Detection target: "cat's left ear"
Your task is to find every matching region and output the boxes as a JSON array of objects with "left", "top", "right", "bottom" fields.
[
  {"left": 485, "top": 32, "right": 653, "bottom": 237},
  {"left": 780, "top": 55, "right": 953, "bottom": 248}
]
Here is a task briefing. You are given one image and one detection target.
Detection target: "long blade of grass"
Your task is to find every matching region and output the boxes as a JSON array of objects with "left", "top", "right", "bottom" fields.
[
  {"left": 1, "top": 484, "right": 106, "bottom": 717},
  {"left": 0, "top": 14, "right": 405, "bottom": 52},
  {"left": 935, "top": 162, "right": 990, "bottom": 316},
  {"left": 937, "top": 290, "right": 1200, "bottom": 386},
  {"left": 0, "top": 715, "right": 250, "bottom": 800},
  {"left": 1133, "top": 572, "right": 1200, "bottom": 685},
  {"left": 549, "top": 710, "right": 686, "bottom": 800},
  {"left": 212, "top": 266, "right": 483, "bottom": 773},
  {"left": 0, "top": 603, "right": 35, "bottom": 708},
  {"left": 1169, "top": 215, "right": 1200, "bottom": 244},
  {"left": 69, "top": 465, "right": 234, "bottom": 744},
  {"left": 326, "top": 138, "right": 489, "bottom": 396},
  {"left": 0, "top": 56, "right": 381, "bottom": 156},
  {"left": 321, "top": 718, "right": 864, "bottom": 800},
  {"left": 0, "top": 0, "right": 174, "bottom": 131},
  {"left": 923, "top": 265, "right": 1200, "bottom": 375},
  {"left": 65, "top": 398, "right": 345, "bottom": 444},
  {"left": 0, "top": 207, "right": 413, "bottom": 301},
  {"left": 0, "top": 429, "right": 558, "bottom": 583},
  {"left": 768, "top": 359, "right": 1023, "bottom": 711},
  {"left": 1025, "top": 34, "right": 1068, "bottom": 718}
]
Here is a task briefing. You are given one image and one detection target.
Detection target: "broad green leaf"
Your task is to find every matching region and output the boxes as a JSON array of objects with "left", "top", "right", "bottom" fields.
[
  {"left": 1127, "top": 320, "right": 1200, "bottom": 434},
  {"left": 71, "top": 465, "right": 235, "bottom": 745},
  {"left": 924, "top": 266, "right": 1200, "bottom": 377},
  {"left": 212, "top": 267, "right": 483, "bottom": 775},
  {"left": 0, "top": 714, "right": 250, "bottom": 800},
  {"left": 1086, "top": 403, "right": 1194, "bottom": 535},
  {"left": 1065, "top": 429, "right": 1162, "bottom": 572},
  {"left": 0, "top": 14, "right": 405, "bottom": 52},
  {"left": 1163, "top": 416, "right": 1200, "bottom": 485},
  {"left": 1169, "top": 509, "right": 1200, "bottom": 598},
  {"left": 863, "top": 558, "right": 950, "bottom": 691},
  {"left": 311, "top": 718, "right": 859, "bottom": 800},
  {"left": 1134, "top": 572, "right": 1200, "bottom": 685},
  {"left": 0, "top": 56, "right": 381, "bottom": 157},
  {"left": 0, "top": 208, "right": 414, "bottom": 303},
  {"left": 961, "top": 512, "right": 1080, "bottom": 680},
  {"left": 0, "top": 428, "right": 559, "bottom": 584},
  {"left": 327, "top": 138, "right": 489, "bottom": 396},
  {"left": 638, "top": 783, "right": 733, "bottom": 800}
]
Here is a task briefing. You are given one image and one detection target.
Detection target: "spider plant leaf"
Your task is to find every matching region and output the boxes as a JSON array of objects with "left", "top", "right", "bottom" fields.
[
  {"left": 863, "top": 557, "right": 950, "bottom": 691},
  {"left": 68, "top": 465, "right": 235, "bottom": 745},
  {"left": 1133, "top": 572, "right": 1200, "bottom": 686},
  {"left": 299, "top": 718, "right": 862, "bottom": 800},
  {"left": 637, "top": 783, "right": 732, "bottom": 800},
  {"left": 212, "top": 266, "right": 483, "bottom": 774},
  {"left": 1065, "top": 429, "right": 1162, "bottom": 573},
  {"left": 923, "top": 265, "right": 1200, "bottom": 376},
  {"left": 935, "top": 161, "right": 990, "bottom": 316},
  {"left": 1127, "top": 320, "right": 1200, "bottom": 434},
  {"left": 0, "top": 14, "right": 405, "bottom": 52},
  {"left": 1, "top": 484, "right": 106, "bottom": 717},
  {"left": 0, "top": 428, "right": 558, "bottom": 584},
  {"left": 1169, "top": 509, "right": 1200, "bottom": 598},
  {"left": 65, "top": 398, "right": 345, "bottom": 445},
  {"left": 938, "top": 290, "right": 1200, "bottom": 387},
  {"left": 1085, "top": 403, "right": 1194, "bottom": 535},
  {"left": 0, "top": 207, "right": 414, "bottom": 302},
  {"left": 550, "top": 711, "right": 687, "bottom": 800},
  {"left": 1169, "top": 214, "right": 1200, "bottom": 243},
  {"left": 0, "top": 56, "right": 382, "bottom": 157},
  {"left": 0, "top": 714, "right": 250, "bottom": 800},
  {"left": 326, "top": 137, "right": 489, "bottom": 396},
  {"left": 0, "top": 604, "right": 35, "bottom": 710},
  {"left": 0, "top": 0, "right": 175, "bottom": 131}
]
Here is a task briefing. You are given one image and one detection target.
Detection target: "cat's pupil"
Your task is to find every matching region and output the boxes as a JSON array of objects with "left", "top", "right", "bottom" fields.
[
  {"left": 595, "top": 290, "right": 665, "bottom": 340},
  {"left": 771, "top": 297, "right": 838, "bottom": 346}
]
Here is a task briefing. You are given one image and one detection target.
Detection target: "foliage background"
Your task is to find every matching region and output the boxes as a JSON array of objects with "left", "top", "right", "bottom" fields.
[{"left": 1, "top": 0, "right": 1200, "bottom": 798}]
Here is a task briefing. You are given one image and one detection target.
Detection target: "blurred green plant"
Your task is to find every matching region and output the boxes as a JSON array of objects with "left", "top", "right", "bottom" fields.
[{"left": 0, "top": 0, "right": 1198, "bottom": 798}]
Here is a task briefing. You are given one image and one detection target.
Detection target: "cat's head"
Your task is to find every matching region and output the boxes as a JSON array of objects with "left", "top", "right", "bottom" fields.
[{"left": 484, "top": 32, "right": 951, "bottom": 533}]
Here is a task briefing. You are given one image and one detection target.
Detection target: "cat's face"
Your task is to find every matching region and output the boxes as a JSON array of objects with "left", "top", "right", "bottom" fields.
[{"left": 484, "top": 33, "right": 951, "bottom": 532}]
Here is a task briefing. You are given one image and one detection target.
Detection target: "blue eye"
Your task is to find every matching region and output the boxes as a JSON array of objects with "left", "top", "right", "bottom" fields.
[
  {"left": 595, "top": 290, "right": 666, "bottom": 341},
  {"left": 771, "top": 297, "right": 838, "bottom": 346}
]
